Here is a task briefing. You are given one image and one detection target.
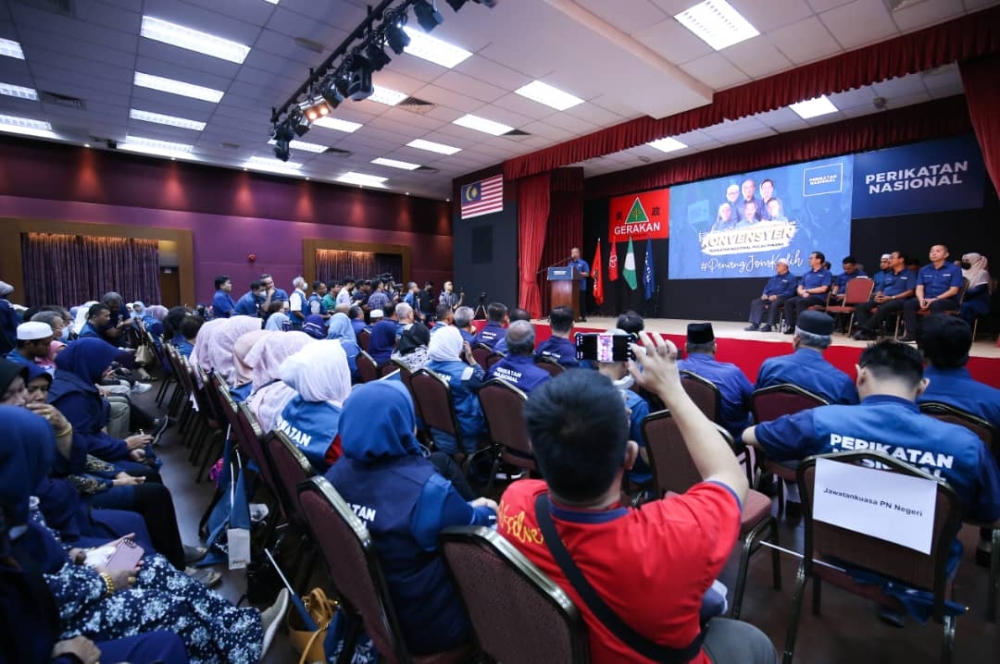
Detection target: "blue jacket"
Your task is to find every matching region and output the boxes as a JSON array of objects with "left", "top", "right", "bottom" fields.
[
  {"left": 762, "top": 273, "right": 797, "bottom": 298},
  {"left": 425, "top": 359, "right": 486, "bottom": 455},
  {"left": 754, "top": 395, "right": 1000, "bottom": 523},
  {"left": 212, "top": 290, "right": 235, "bottom": 318},
  {"left": 625, "top": 389, "right": 652, "bottom": 485},
  {"left": 800, "top": 268, "right": 832, "bottom": 292},
  {"left": 485, "top": 354, "right": 551, "bottom": 394},
  {"left": 678, "top": 353, "right": 753, "bottom": 438},
  {"left": 568, "top": 258, "right": 590, "bottom": 291},
  {"left": 873, "top": 270, "right": 890, "bottom": 292},
  {"left": 880, "top": 269, "right": 915, "bottom": 298},
  {"left": 233, "top": 291, "right": 259, "bottom": 317},
  {"left": 368, "top": 320, "right": 398, "bottom": 365},
  {"left": 77, "top": 322, "right": 101, "bottom": 339},
  {"left": 351, "top": 319, "right": 368, "bottom": 337},
  {"left": 918, "top": 366, "right": 1000, "bottom": 430},
  {"left": 473, "top": 321, "right": 505, "bottom": 350},
  {"left": 916, "top": 263, "right": 964, "bottom": 300},
  {"left": 0, "top": 298, "right": 20, "bottom": 346},
  {"left": 275, "top": 396, "right": 342, "bottom": 472},
  {"left": 535, "top": 336, "right": 579, "bottom": 368},
  {"left": 755, "top": 349, "right": 859, "bottom": 405},
  {"left": 835, "top": 270, "right": 867, "bottom": 292}
]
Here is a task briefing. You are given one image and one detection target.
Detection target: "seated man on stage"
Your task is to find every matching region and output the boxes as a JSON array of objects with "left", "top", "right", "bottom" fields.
[
  {"left": 782, "top": 252, "right": 831, "bottom": 334},
  {"left": 678, "top": 323, "right": 753, "bottom": 438},
  {"left": 852, "top": 251, "right": 915, "bottom": 341},
  {"left": 486, "top": 321, "right": 551, "bottom": 395},
  {"left": 755, "top": 311, "right": 858, "bottom": 405},
  {"left": 745, "top": 258, "right": 796, "bottom": 332},
  {"left": 900, "top": 244, "right": 964, "bottom": 342},
  {"left": 829, "top": 255, "right": 866, "bottom": 303},
  {"left": 535, "top": 306, "right": 579, "bottom": 369},
  {"left": 473, "top": 302, "right": 507, "bottom": 350}
]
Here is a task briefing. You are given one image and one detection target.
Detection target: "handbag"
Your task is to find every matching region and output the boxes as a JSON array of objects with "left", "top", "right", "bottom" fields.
[
  {"left": 135, "top": 342, "right": 155, "bottom": 366},
  {"left": 288, "top": 588, "right": 338, "bottom": 664}
]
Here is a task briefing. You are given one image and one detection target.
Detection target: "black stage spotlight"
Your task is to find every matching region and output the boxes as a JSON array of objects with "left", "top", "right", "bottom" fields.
[
  {"left": 272, "top": 117, "right": 295, "bottom": 143},
  {"left": 365, "top": 39, "right": 392, "bottom": 71},
  {"left": 414, "top": 0, "right": 444, "bottom": 31},
  {"left": 273, "top": 138, "right": 291, "bottom": 162},
  {"left": 302, "top": 100, "right": 332, "bottom": 123},
  {"left": 347, "top": 58, "right": 374, "bottom": 101},
  {"left": 384, "top": 17, "right": 410, "bottom": 55},
  {"left": 319, "top": 76, "right": 345, "bottom": 108},
  {"left": 446, "top": 0, "right": 467, "bottom": 9},
  {"left": 286, "top": 107, "right": 310, "bottom": 137}
]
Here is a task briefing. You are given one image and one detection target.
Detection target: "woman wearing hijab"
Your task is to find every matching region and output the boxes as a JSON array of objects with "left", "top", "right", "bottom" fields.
[
  {"left": 202, "top": 316, "right": 263, "bottom": 385},
  {"left": 142, "top": 305, "right": 169, "bottom": 347},
  {"left": 0, "top": 281, "right": 20, "bottom": 353},
  {"left": 189, "top": 317, "right": 228, "bottom": 376},
  {"left": 0, "top": 406, "right": 289, "bottom": 664},
  {"left": 300, "top": 314, "right": 327, "bottom": 340},
  {"left": 275, "top": 340, "right": 351, "bottom": 472},
  {"left": 244, "top": 331, "right": 315, "bottom": 433},
  {"left": 391, "top": 321, "right": 431, "bottom": 373},
  {"left": 264, "top": 300, "right": 291, "bottom": 331},
  {"left": 425, "top": 326, "right": 487, "bottom": 457},
  {"left": 231, "top": 329, "right": 271, "bottom": 402},
  {"left": 325, "top": 382, "right": 496, "bottom": 656},
  {"left": 326, "top": 312, "right": 361, "bottom": 382},
  {"left": 960, "top": 252, "right": 992, "bottom": 325}
]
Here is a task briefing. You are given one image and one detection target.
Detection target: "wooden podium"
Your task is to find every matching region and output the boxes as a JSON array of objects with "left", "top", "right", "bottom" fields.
[{"left": 547, "top": 266, "right": 582, "bottom": 320}]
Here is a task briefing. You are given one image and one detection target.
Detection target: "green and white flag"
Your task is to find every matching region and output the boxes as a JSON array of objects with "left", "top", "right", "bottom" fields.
[{"left": 623, "top": 237, "right": 638, "bottom": 290}]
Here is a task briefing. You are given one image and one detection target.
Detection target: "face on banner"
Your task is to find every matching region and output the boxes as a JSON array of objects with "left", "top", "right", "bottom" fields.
[{"left": 667, "top": 156, "right": 854, "bottom": 280}]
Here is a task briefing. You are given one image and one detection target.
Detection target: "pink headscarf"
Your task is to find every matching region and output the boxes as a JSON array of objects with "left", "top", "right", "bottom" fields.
[
  {"left": 205, "top": 316, "right": 262, "bottom": 385},
  {"left": 244, "top": 331, "right": 317, "bottom": 434},
  {"left": 232, "top": 330, "right": 272, "bottom": 388},
  {"left": 189, "top": 318, "right": 227, "bottom": 372}
]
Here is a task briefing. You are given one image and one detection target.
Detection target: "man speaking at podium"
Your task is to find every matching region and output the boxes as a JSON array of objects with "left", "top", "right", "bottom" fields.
[{"left": 567, "top": 247, "right": 591, "bottom": 322}]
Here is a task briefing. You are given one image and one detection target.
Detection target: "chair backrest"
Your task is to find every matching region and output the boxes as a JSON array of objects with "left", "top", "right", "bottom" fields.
[
  {"left": 797, "top": 451, "right": 963, "bottom": 621},
  {"left": 356, "top": 351, "right": 379, "bottom": 383},
  {"left": 640, "top": 410, "right": 723, "bottom": 496},
  {"left": 959, "top": 277, "right": 970, "bottom": 304},
  {"left": 379, "top": 362, "right": 399, "bottom": 378},
  {"left": 679, "top": 370, "right": 721, "bottom": 421},
  {"left": 841, "top": 277, "right": 874, "bottom": 305},
  {"left": 919, "top": 401, "right": 997, "bottom": 462},
  {"left": 478, "top": 379, "right": 535, "bottom": 471},
  {"left": 209, "top": 371, "right": 242, "bottom": 434},
  {"left": 440, "top": 526, "right": 590, "bottom": 664},
  {"left": 751, "top": 383, "right": 829, "bottom": 423},
  {"left": 235, "top": 402, "right": 281, "bottom": 504},
  {"left": 297, "top": 477, "right": 411, "bottom": 664},
  {"left": 486, "top": 352, "right": 505, "bottom": 369},
  {"left": 411, "top": 369, "right": 461, "bottom": 443},
  {"left": 263, "top": 430, "right": 316, "bottom": 527},
  {"left": 191, "top": 364, "right": 222, "bottom": 426},
  {"left": 472, "top": 343, "right": 492, "bottom": 371},
  {"left": 535, "top": 356, "right": 565, "bottom": 378},
  {"left": 357, "top": 328, "right": 371, "bottom": 352}
]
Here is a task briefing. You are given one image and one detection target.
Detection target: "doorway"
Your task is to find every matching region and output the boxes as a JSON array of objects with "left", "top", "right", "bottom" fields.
[{"left": 159, "top": 267, "right": 181, "bottom": 308}]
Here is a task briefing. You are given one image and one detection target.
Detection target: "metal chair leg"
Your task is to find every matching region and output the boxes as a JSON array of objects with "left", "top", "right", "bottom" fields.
[
  {"left": 771, "top": 519, "right": 782, "bottom": 591},
  {"left": 812, "top": 577, "right": 822, "bottom": 616},
  {"left": 941, "top": 614, "right": 956, "bottom": 664},
  {"left": 988, "top": 527, "right": 999, "bottom": 622},
  {"left": 782, "top": 563, "right": 808, "bottom": 664}
]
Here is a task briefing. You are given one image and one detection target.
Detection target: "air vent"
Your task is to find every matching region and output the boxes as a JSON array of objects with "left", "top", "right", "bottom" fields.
[
  {"left": 221, "top": 142, "right": 241, "bottom": 150},
  {"left": 326, "top": 147, "right": 352, "bottom": 158},
  {"left": 39, "top": 90, "right": 86, "bottom": 110},
  {"left": 398, "top": 97, "right": 435, "bottom": 114},
  {"left": 415, "top": 166, "right": 439, "bottom": 173},
  {"left": 12, "top": 0, "right": 76, "bottom": 16},
  {"left": 502, "top": 128, "right": 531, "bottom": 137},
  {"left": 294, "top": 37, "right": 325, "bottom": 54}
]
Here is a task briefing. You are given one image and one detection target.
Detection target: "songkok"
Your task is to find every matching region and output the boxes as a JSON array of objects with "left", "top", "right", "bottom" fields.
[
  {"left": 17, "top": 321, "right": 53, "bottom": 341},
  {"left": 370, "top": 309, "right": 384, "bottom": 320},
  {"left": 686, "top": 322, "right": 714, "bottom": 345},
  {"left": 797, "top": 311, "right": 834, "bottom": 336}
]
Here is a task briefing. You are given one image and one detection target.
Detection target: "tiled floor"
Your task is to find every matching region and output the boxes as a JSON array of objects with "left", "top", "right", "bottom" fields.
[{"left": 145, "top": 386, "right": 999, "bottom": 663}]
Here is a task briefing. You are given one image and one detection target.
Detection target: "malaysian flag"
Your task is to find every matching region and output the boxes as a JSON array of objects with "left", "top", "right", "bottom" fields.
[{"left": 460, "top": 174, "right": 503, "bottom": 219}]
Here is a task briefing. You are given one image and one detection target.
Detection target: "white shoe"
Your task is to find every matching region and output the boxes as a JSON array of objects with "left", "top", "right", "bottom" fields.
[
  {"left": 260, "top": 588, "right": 289, "bottom": 659},
  {"left": 131, "top": 382, "right": 153, "bottom": 394},
  {"left": 249, "top": 503, "right": 270, "bottom": 524}
]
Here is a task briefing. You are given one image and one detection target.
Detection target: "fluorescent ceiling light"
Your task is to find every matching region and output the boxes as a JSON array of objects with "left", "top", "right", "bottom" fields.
[
  {"left": 646, "top": 137, "right": 687, "bottom": 153},
  {"left": 336, "top": 171, "right": 388, "bottom": 187},
  {"left": 789, "top": 95, "right": 838, "bottom": 119},
  {"left": 312, "top": 116, "right": 363, "bottom": 133},
  {"left": 402, "top": 27, "right": 472, "bottom": 68},
  {"left": 267, "top": 138, "right": 329, "bottom": 153},
  {"left": 674, "top": 0, "right": 759, "bottom": 51},
  {"left": 130, "top": 109, "right": 206, "bottom": 131},
  {"left": 368, "top": 85, "right": 408, "bottom": 106},
  {"left": 0, "top": 38, "right": 25, "bottom": 60},
  {"left": 407, "top": 138, "right": 461, "bottom": 155},
  {"left": 264, "top": 0, "right": 279, "bottom": 4},
  {"left": 0, "top": 113, "right": 57, "bottom": 139},
  {"left": 515, "top": 80, "right": 584, "bottom": 111},
  {"left": 140, "top": 16, "right": 251, "bottom": 64},
  {"left": 453, "top": 114, "right": 513, "bottom": 136},
  {"left": 134, "top": 72, "right": 224, "bottom": 103},
  {"left": 121, "top": 135, "right": 195, "bottom": 159},
  {"left": 372, "top": 157, "right": 421, "bottom": 171},
  {"left": 245, "top": 155, "right": 303, "bottom": 175},
  {"left": 0, "top": 82, "right": 38, "bottom": 101}
]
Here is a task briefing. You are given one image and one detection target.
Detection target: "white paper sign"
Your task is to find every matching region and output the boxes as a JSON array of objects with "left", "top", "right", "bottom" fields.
[
  {"left": 812, "top": 457, "right": 938, "bottom": 554},
  {"left": 227, "top": 528, "right": 251, "bottom": 570}
]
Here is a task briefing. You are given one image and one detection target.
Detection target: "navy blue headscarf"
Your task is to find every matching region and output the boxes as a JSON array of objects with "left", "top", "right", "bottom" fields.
[
  {"left": 0, "top": 406, "right": 54, "bottom": 526},
  {"left": 54, "top": 337, "right": 120, "bottom": 385},
  {"left": 339, "top": 381, "right": 422, "bottom": 462}
]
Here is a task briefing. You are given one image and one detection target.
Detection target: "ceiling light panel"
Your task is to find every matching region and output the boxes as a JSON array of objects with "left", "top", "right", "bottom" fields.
[
  {"left": 646, "top": 137, "right": 687, "bottom": 153},
  {"left": 453, "top": 114, "right": 513, "bottom": 136},
  {"left": 0, "top": 113, "right": 56, "bottom": 139},
  {"left": 312, "top": 116, "right": 363, "bottom": 133},
  {"left": 134, "top": 72, "right": 224, "bottom": 103},
  {"left": 372, "top": 157, "right": 421, "bottom": 170},
  {"left": 268, "top": 138, "right": 329, "bottom": 153},
  {"left": 407, "top": 138, "right": 461, "bottom": 155},
  {"left": 0, "top": 38, "right": 25, "bottom": 60},
  {"left": 515, "top": 81, "right": 584, "bottom": 111},
  {"left": 674, "top": 0, "right": 760, "bottom": 51},
  {"left": 789, "top": 96, "right": 838, "bottom": 119},
  {"left": 140, "top": 16, "right": 251, "bottom": 64},
  {"left": 0, "top": 82, "right": 38, "bottom": 101},
  {"left": 402, "top": 27, "right": 472, "bottom": 68},
  {"left": 337, "top": 172, "right": 388, "bottom": 187},
  {"left": 368, "top": 85, "right": 408, "bottom": 106},
  {"left": 121, "top": 136, "right": 195, "bottom": 159},
  {"left": 130, "top": 109, "right": 206, "bottom": 131}
]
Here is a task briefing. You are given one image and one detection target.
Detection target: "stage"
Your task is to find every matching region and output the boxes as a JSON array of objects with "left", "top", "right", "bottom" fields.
[{"left": 523, "top": 317, "right": 1000, "bottom": 390}]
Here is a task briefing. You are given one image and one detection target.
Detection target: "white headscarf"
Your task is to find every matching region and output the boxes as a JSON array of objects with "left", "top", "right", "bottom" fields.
[
  {"left": 427, "top": 325, "right": 464, "bottom": 362},
  {"left": 247, "top": 382, "right": 298, "bottom": 435},
  {"left": 280, "top": 339, "right": 351, "bottom": 407},
  {"left": 962, "top": 253, "right": 990, "bottom": 290},
  {"left": 232, "top": 330, "right": 272, "bottom": 388},
  {"left": 189, "top": 318, "right": 228, "bottom": 372},
  {"left": 244, "top": 331, "right": 317, "bottom": 433},
  {"left": 72, "top": 301, "right": 98, "bottom": 335},
  {"left": 205, "top": 316, "right": 263, "bottom": 384}
]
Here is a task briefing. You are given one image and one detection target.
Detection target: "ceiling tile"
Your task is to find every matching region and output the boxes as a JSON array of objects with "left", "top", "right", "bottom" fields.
[
  {"left": 574, "top": 0, "right": 670, "bottom": 35},
  {"left": 142, "top": 0, "right": 264, "bottom": 45},
  {"left": 489, "top": 92, "right": 558, "bottom": 122},
  {"left": 679, "top": 53, "right": 751, "bottom": 89},
  {"left": 433, "top": 70, "right": 508, "bottom": 103},
  {"left": 890, "top": 0, "right": 965, "bottom": 32},
  {"left": 734, "top": 0, "right": 815, "bottom": 32},
  {"left": 820, "top": 0, "right": 898, "bottom": 50},
  {"left": 807, "top": 0, "right": 855, "bottom": 10},
  {"left": 826, "top": 84, "right": 876, "bottom": 110},
  {"left": 767, "top": 16, "right": 841, "bottom": 65},
  {"left": 721, "top": 37, "right": 793, "bottom": 79},
  {"left": 453, "top": 55, "right": 533, "bottom": 92},
  {"left": 632, "top": 18, "right": 714, "bottom": 65},
  {"left": 413, "top": 84, "right": 484, "bottom": 113}
]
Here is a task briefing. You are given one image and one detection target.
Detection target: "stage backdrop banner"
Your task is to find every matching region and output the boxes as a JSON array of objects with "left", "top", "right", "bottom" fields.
[
  {"left": 668, "top": 155, "right": 854, "bottom": 281},
  {"left": 852, "top": 134, "right": 986, "bottom": 219},
  {"left": 609, "top": 188, "right": 670, "bottom": 240}
]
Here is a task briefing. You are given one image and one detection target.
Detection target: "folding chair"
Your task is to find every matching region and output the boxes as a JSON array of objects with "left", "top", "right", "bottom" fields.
[
  {"left": 356, "top": 351, "right": 379, "bottom": 384},
  {"left": 411, "top": 369, "right": 464, "bottom": 453},
  {"left": 357, "top": 328, "right": 371, "bottom": 352},
  {"left": 263, "top": 430, "right": 318, "bottom": 591},
  {"left": 471, "top": 343, "right": 493, "bottom": 371},
  {"left": 485, "top": 352, "right": 505, "bottom": 369},
  {"left": 896, "top": 279, "right": 969, "bottom": 339},
  {"left": 297, "top": 477, "right": 475, "bottom": 664},
  {"left": 825, "top": 278, "right": 874, "bottom": 333},
  {"left": 440, "top": 526, "right": 590, "bottom": 664},
  {"left": 641, "top": 411, "right": 780, "bottom": 619},
  {"left": 535, "top": 356, "right": 565, "bottom": 378},
  {"left": 784, "top": 451, "right": 964, "bottom": 663},
  {"left": 679, "top": 370, "right": 721, "bottom": 422},
  {"left": 804, "top": 289, "right": 833, "bottom": 313},
  {"left": 477, "top": 379, "right": 534, "bottom": 495}
]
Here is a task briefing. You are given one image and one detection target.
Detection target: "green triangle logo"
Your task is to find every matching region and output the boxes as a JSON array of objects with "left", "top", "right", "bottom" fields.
[{"left": 625, "top": 197, "right": 648, "bottom": 224}]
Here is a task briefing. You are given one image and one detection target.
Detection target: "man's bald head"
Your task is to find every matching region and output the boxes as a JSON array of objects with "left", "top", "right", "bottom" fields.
[{"left": 506, "top": 320, "right": 536, "bottom": 356}]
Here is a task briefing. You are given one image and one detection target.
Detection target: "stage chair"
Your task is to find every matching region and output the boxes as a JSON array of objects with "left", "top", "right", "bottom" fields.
[
  {"left": 471, "top": 343, "right": 493, "bottom": 370},
  {"left": 920, "top": 402, "right": 999, "bottom": 621},
  {"left": 356, "top": 351, "right": 380, "bottom": 383},
  {"left": 411, "top": 369, "right": 465, "bottom": 453},
  {"left": 679, "top": 370, "right": 721, "bottom": 422},
  {"left": 783, "top": 451, "right": 964, "bottom": 664},
  {"left": 751, "top": 385, "right": 829, "bottom": 515},
  {"left": 535, "top": 356, "right": 565, "bottom": 377},
  {"left": 297, "top": 477, "right": 475, "bottom": 664},
  {"left": 825, "top": 278, "right": 874, "bottom": 333},
  {"left": 485, "top": 351, "right": 505, "bottom": 369},
  {"left": 895, "top": 279, "right": 970, "bottom": 339},
  {"left": 641, "top": 410, "right": 780, "bottom": 620},
  {"left": 439, "top": 526, "right": 590, "bottom": 664},
  {"left": 804, "top": 289, "right": 833, "bottom": 313}
]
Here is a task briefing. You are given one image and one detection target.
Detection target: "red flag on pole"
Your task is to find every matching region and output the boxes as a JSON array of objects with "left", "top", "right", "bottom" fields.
[
  {"left": 592, "top": 239, "right": 604, "bottom": 306},
  {"left": 608, "top": 240, "right": 619, "bottom": 282}
]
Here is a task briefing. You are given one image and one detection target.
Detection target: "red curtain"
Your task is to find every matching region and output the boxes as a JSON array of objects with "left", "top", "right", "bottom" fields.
[
  {"left": 504, "top": 5, "right": 1000, "bottom": 181},
  {"left": 586, "top": 95, "right": 973, "bottom": 199},
  {"left": 959, "top": 53, "right": 1000, "bottom": 194},
  {"left": 537, "top": 169, "right": 584, "bottom": 315},
  {"left": 517, "top": 173, "right": 551, "bottom": 318}
]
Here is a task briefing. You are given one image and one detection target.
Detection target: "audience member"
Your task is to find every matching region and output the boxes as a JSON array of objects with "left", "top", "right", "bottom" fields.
[
  {"left": 853, "top": 251, "right": 915, "bottom": 340},
  {"left": 453, "top": 306, "right": 477, "bottom": 345},
  {"left": 396, "top": 302, "right": 415, "bottom": 337},
  {"left": 426, "top": 326, "right": 486, "bottom": 457},
  {"left": 493, "top": 307, "right": 530, "bottom": 354},
  {"left": 535, "top": 306, "right": 578, "bottom": 368},
  {"left": 326, "top": 313, "right": 361, "bottom": 382},
  {"left": 233, "top": 280, "right": 263, "bottom": 317},
  {"left": 348, "top": 305, "right": 367, "bottom": 337},
  {"left": 7, "top": 321, "right": 54, "bottom": 374},
  {"left": 594, "top": 329, "right": 652, "bottom": 487},
  {"left": 201, "top": 316, "right": 262, "bottom": 385},
  {"left": 31, "top": 309, "right": 68, "bottom": 342},
  {"left": 486, "top": 321, "right": 551, "bottom": 394},
  {"left": 245, "top": 332, "right": 315, "bottom": 433},
  {"left": 336, "top": 278, "right": 356, "bottom": 308},
  {"left": 288, "top": 277, "right": 308, "bottom": 328},
  {"left": 616, "top": 310, "right": 645, "bottom": 335},
  {"left": 0, "top": 280, "right": 20, "bottom": 353},
  {"left": 211, "top": 275, "right": 235, "bottom": 319},
  {"left": 390, "top": 320, "right": 431, "bottom": 373},
  {"left": 300, "top": 314, "right": 327, "bottom": 340},
  {"left": 745, "top": 259, "right": 796, "bottom": 332},
  {"left": 415, "top": 281, "right": 436, "bottom": 322},
  {"left": 176, "top": 316, "right": 203, "bottom": 358},
  {"left": 473, "top": 302, "right": 508, "bottom": 350},
  {"left": 678, "top": 323, "right": 753, "bottom": 438},
  {"left": 366, "top": 279, "right": 392, "bottom": 315},
  {"left": 755, "top": 311, "right": 858, "bottom": 405},
  {"left": 439, "top": 281, "right": 463, "bottom": 311},
  {"left": 431, "top": 303, "right": 454, "bottom": 334},
  {"left": 308, "top": 281, "right": 328, "bottom": 316},
  {"left": 403, "top": 281, "right": 419, "bottom": 309},
  {"left": 189, "top": 319, "right": 227, "bottom": 374},
  {"left": 782, "top": 252, "right": 832, "bottom": 334},
  {"left": 368, "top": 305, "right": 399, "bottom": 366},
  {"left": 498, "top": 336, "right": 776, "bottom": 664},
  {"left": 79, "top": 303, "right": 112, "bottom": 340},
  {"left": 231, "top": 329, "right": 271, "bottom": 402},
  {"left": 263, "top": 300, "right": 290, "bottom": 332},
  {"left": 322, "top": 281, "right": 340, "bottom": 312},
  {"left": 959, "top": 252, "right": 991, "bottom": 325}
]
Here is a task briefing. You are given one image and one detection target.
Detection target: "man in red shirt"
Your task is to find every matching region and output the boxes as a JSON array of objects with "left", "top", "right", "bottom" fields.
[{"left": 497, "top": 333, "right": 776, "bottom": 664}]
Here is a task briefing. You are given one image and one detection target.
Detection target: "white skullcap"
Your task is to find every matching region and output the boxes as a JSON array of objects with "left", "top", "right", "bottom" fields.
[
  {"left": 370, "top": 309, "right": 384, "bottom": 319},
  {"left": 880, "top": 253, "right": 891, "bottom": 260},
  {"left": 17, "top": 321, "right": 53, "bottom": 340},
  {"left": 777, "top": 258, "right": 790, "bottom": 266}
]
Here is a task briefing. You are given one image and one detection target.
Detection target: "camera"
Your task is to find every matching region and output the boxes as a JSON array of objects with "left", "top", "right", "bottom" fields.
[{"left": 478, "top": 291, "right": 487, "bottom": 303}]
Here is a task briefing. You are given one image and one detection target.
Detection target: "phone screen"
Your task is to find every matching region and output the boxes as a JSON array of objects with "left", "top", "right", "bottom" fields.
[{"left": 575, "top": 333, "right": 633, "bottom": 362}]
